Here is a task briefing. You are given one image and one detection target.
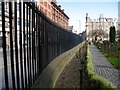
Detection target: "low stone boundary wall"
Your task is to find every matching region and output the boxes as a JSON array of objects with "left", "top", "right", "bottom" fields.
[{"left": 31, "top": 41, "right": 85, "bottom": 88}]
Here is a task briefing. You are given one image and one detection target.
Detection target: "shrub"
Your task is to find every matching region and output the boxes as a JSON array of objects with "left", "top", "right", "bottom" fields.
[{"left": 109, "top": 26, "right": 116, "bottom": 43}]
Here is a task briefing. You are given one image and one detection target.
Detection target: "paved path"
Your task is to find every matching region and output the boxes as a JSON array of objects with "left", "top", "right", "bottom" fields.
[{"left": 89, "top": 44, "right": 120, "bottom": 88}]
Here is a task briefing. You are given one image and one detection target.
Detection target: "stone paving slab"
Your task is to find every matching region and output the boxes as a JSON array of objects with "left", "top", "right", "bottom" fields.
[{"left": 89, "top": 44, "right": 120, "bottom": 88}]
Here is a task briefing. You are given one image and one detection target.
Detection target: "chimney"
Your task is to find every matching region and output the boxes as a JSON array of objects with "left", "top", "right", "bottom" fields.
[
  {"left": 58, "top": 5, "right": 61, "bottom": 9},
  {"left": 86, "top": 13, "right": 88, "bottom": 17},
  {"left": 51, "top": 0, "right": 57, "bottom": 4}
]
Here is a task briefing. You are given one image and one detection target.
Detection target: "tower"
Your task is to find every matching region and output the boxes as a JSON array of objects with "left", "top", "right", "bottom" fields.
[
  {"left": 86, "top": 13, "right": 90, "bottom": 40},
  {"left": 118, "top": 1, "right": 120, "bottom": 30}
]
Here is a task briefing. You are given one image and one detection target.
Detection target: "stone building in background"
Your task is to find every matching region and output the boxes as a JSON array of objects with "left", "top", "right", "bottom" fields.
[
  {"left": 86, "top": 13, "right": 91, "bottom": 40},
  {"left": 118, "top": 1, "right": 120, "bottom": 25},
  {"left": 67, "top": 26, "right": 73, "bottom": 32},
  {"left": 86, "top": 13, "right": 118, "bottom": 41}
]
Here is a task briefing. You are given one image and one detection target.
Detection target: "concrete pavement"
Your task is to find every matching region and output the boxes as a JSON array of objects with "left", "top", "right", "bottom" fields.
[{"left": 89, "top": 44, "right": 120, "bottom": 88}]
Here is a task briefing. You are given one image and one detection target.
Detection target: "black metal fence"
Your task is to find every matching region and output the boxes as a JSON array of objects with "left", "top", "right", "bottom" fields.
[{"left": 1, "top": 2, "right": 84, "bottom": 89}]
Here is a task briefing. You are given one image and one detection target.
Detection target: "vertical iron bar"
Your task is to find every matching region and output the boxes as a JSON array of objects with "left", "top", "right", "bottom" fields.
[
  {"left": 46, "top": 22, "right": 48, "bottom": 63},
  {"left": 43, "top": 20, "right": 46, "bottom": 67},
  {"left": 61, "top": 30, "right": 63, "bottom": 53},
  {"left": 34, "top": 7, "right": 37, "bottom": 79},
  {"left": 2, "top": 2, "right": 9, "bottom": 89},
  {"left": 32, "top": 3, "right": 35, "bottom": 83},
  {"left": 38, "top": 15, "right": 42, "bottom": 74},
  {"left": 29, "top": 6, "right": 32, "bottom": 86},
  {"left": 26, "top": 4, "right": 30, "bottom": 89},
  {"left": 48, "top": 24, "right": 50, "bottom": 61},
  {"left": 56, "top": 29, "right": 58, "bottom": 55},
  {"left": 58, "top": 30, "right": 60, "bottom": 55},
  {"left": 51, "top": 25, "right": 53, "bottom": 60},
  {"left": 35, "top": 12, "right": 38, "bottom": 77},
  {"left": 14, "top": 2, "right": 20, "bottom": 89},
  {"left": 59, "top": 30, "right": 61, "bottom": 54},
  {"left": 50, "top": 25, "right": 53, "bottom": 60},
  {"left": 23, "top": 2, "right": 27, "bottom": 88},
  {"left": 55, "top": 28, "right": 57, "bottom": 57},
  {"left": 36, "top": 13, "right": 39, "bottom": 75},
  {"left": 19, "top": 2, "right": 24, "bottom": 89},
  {"left": 53, "top": 26, "right": 55, "bottom": 59},
  {"left": 37, "top": 15, "right": 40, "bottom": 75},
  {"left": 34, "top": 11, "right": 36, "bottom": 79},
  {"left": 40, "top": 18, "right": 43, "bottom": 71},
  {"left": 9, "top": 2, "right": 16, "bottom": 89}
]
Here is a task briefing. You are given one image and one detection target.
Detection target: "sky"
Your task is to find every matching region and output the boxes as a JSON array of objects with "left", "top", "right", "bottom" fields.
[{"left": 57, "top": 0, "right": 119, "bottom": 34}]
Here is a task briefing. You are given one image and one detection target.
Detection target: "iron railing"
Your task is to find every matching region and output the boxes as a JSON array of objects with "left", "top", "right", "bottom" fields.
[{"left": 1, "top": 2, "right": 84, "bottom": 89}]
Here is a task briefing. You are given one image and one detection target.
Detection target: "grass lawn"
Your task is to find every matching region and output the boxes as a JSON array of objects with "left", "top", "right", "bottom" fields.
[
  {"left": 108, "top": 57, "right": 119, "bottom": 69},
  {"left": 100, "top": 51, "right": 119, "bottom": 69},
  {"left": 96, "top": 42, "right": 120, "bottom": 69}
]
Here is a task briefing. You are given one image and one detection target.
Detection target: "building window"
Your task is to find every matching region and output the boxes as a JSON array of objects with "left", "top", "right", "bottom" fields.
[
  {"left": 53, "top": 14, "right": 55, "bottom": 21},
  {"left": 18, "top": 20, "right": 20, "bottom": 25},
  {"left": 41, "top": 7, "right": 43, "bottom": 11},
  {"left": 44, "top": 2, "right": 47, "bottom": 7},
  {"left": 0, "top": 10, "right": 1, "bottom": 16},
  {"left": 5, "top": 2, "right": 9, "bottom": 13},
  {"left": 0, "top": 2, "right": 1, "bottom": 16},
  {"left": 0, "top": 24, "right": 2, "bottom": 27},
  {"left": 48, "top": 12, "right": 50, "bottom": 17},
  {"left": 48, "top": 4, "right": 50, "bottom": 9},
  {"left": 41, "top": 2, "right": 43, "bottom": 4},
  {"left": 17, "top": 3, "right": 19, "bottom": 11},
  {"left": 45, "top": 10, "right": 47, "bottom": 15}
]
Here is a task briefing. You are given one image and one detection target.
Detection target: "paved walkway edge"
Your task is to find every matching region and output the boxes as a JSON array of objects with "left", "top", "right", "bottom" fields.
[
  {"left": 31, "top": 41, "right": 85, "bottom": 88},
  {"left": 89, "top": 44, "right": 119, "bottom": 89}
]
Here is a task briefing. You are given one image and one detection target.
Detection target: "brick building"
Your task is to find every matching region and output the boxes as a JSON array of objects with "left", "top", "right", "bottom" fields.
[{"left": 37, "top": 0, "right": 69, "bottom": 29}]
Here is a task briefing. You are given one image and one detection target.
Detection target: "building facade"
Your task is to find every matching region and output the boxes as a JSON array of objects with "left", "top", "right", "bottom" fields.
[
  {"left": 37, "top": 0, "right": 69, "bottom": 29},
  {"left": 86, "top": 13, "right": 91, "bottom": 40},
  {"left": 0, "top": 1, "right": 32, "bottom": 48},
  {"left": 86, "top": 13, "right": 118, "bottom": 41},
  {"left": 67, "top": 26, "right": 73, "bottom": 32},
  {"left": 0, "top": 2, "right": 13, "bottom": 47},
  {"left": 118, "top": 1, "right": 120, "bottom": 25}
]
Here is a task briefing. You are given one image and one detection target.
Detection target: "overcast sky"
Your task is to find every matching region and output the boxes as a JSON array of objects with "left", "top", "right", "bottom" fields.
[{"left": 57, "top": 0, "right": 119, "bottom": 34}]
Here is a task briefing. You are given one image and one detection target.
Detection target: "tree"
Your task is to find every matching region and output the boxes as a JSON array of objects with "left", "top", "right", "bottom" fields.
[
  {"left": 117, "top": 30, "right": 120, "bottom": 43},
  {"left": 90, "top": 29, "right": 108, "bottom": 41},
  {"left": 109, "top": 26, "right": 116, "bottom": 43}
]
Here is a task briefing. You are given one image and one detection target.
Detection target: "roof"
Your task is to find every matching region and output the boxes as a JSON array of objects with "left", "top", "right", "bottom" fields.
[{"left": 51, "top": 2, "right": 69, "bottom": 19}]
